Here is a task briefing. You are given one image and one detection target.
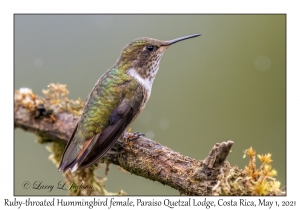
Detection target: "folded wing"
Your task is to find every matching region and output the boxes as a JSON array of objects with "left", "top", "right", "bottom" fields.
[{"left": 58, "top": 83, "right": 144, "bottom": 172}]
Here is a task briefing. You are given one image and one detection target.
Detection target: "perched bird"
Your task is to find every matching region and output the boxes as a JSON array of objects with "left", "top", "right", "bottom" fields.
[{"left": 58, "top": 34, "right": 201, "bottom": 172}]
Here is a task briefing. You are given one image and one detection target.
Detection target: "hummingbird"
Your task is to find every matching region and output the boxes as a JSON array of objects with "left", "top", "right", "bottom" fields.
[{"left": 58, "top": 34, "right": 201, "bottom": 172}]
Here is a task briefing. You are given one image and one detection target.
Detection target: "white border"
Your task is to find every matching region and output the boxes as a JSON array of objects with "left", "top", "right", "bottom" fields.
[{"left": 2, "top": 0, "right": 299, "bottom": 209}]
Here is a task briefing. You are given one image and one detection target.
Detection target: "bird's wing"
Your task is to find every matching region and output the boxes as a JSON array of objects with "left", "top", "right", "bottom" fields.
[{"left": 58, "top": 82, "right": 144, "bottom": 172}]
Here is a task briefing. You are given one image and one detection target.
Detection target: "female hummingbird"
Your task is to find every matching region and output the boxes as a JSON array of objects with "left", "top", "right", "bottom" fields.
[{"left": 58, "top": 34, "right": 201, "bottom": 172}]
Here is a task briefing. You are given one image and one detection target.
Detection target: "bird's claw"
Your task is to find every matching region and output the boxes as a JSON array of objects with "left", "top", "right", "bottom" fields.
[
  {"left": 133, "top": 132, "right": 145, "bottom": 137},
  {"left": 128, "top": 132, "right": 145, "bottom": 141}
]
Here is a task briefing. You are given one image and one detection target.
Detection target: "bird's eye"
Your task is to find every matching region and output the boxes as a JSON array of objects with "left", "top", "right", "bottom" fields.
[{"left": 146, "top": 45, "right": 154, "bottom": 51}]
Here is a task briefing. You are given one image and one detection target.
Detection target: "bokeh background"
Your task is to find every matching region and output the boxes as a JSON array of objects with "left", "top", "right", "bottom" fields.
[{"left": 14, "top": 15, "right": 285, "bottom": 195}]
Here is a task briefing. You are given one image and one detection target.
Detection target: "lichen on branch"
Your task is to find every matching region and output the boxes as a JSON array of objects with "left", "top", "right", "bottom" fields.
[{"left": 14, "top": 83, "right": 285, "bottom": 196}]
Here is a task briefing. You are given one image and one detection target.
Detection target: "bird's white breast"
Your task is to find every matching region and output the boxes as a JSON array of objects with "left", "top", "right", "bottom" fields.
[{"left": 127, "top": 68, "right": 155, "bottom": 97}]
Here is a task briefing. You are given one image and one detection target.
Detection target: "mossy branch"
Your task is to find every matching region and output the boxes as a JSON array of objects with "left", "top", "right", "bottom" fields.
[{"left": 14, "top": 84, "right": 285, "bottom": 196}]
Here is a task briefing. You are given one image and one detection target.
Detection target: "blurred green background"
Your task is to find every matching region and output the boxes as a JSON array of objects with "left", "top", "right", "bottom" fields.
[{"left": 14, "top": 15, "right": 285, "bottom": 195}]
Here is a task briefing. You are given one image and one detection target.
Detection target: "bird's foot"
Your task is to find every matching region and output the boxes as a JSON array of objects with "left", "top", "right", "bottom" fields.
[{"left": 127, "top": 132, "right": 145, "bottom": 141}]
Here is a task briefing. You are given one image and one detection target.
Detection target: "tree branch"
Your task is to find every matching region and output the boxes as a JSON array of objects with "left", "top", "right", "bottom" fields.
[{"left": 14, "top": 85, "right": 284, "bottom": 196}]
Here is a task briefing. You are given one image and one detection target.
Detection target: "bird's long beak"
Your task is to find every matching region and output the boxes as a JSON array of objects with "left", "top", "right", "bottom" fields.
[{"left": 163, "top": 34, "right": 201, "bottom": 46}]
